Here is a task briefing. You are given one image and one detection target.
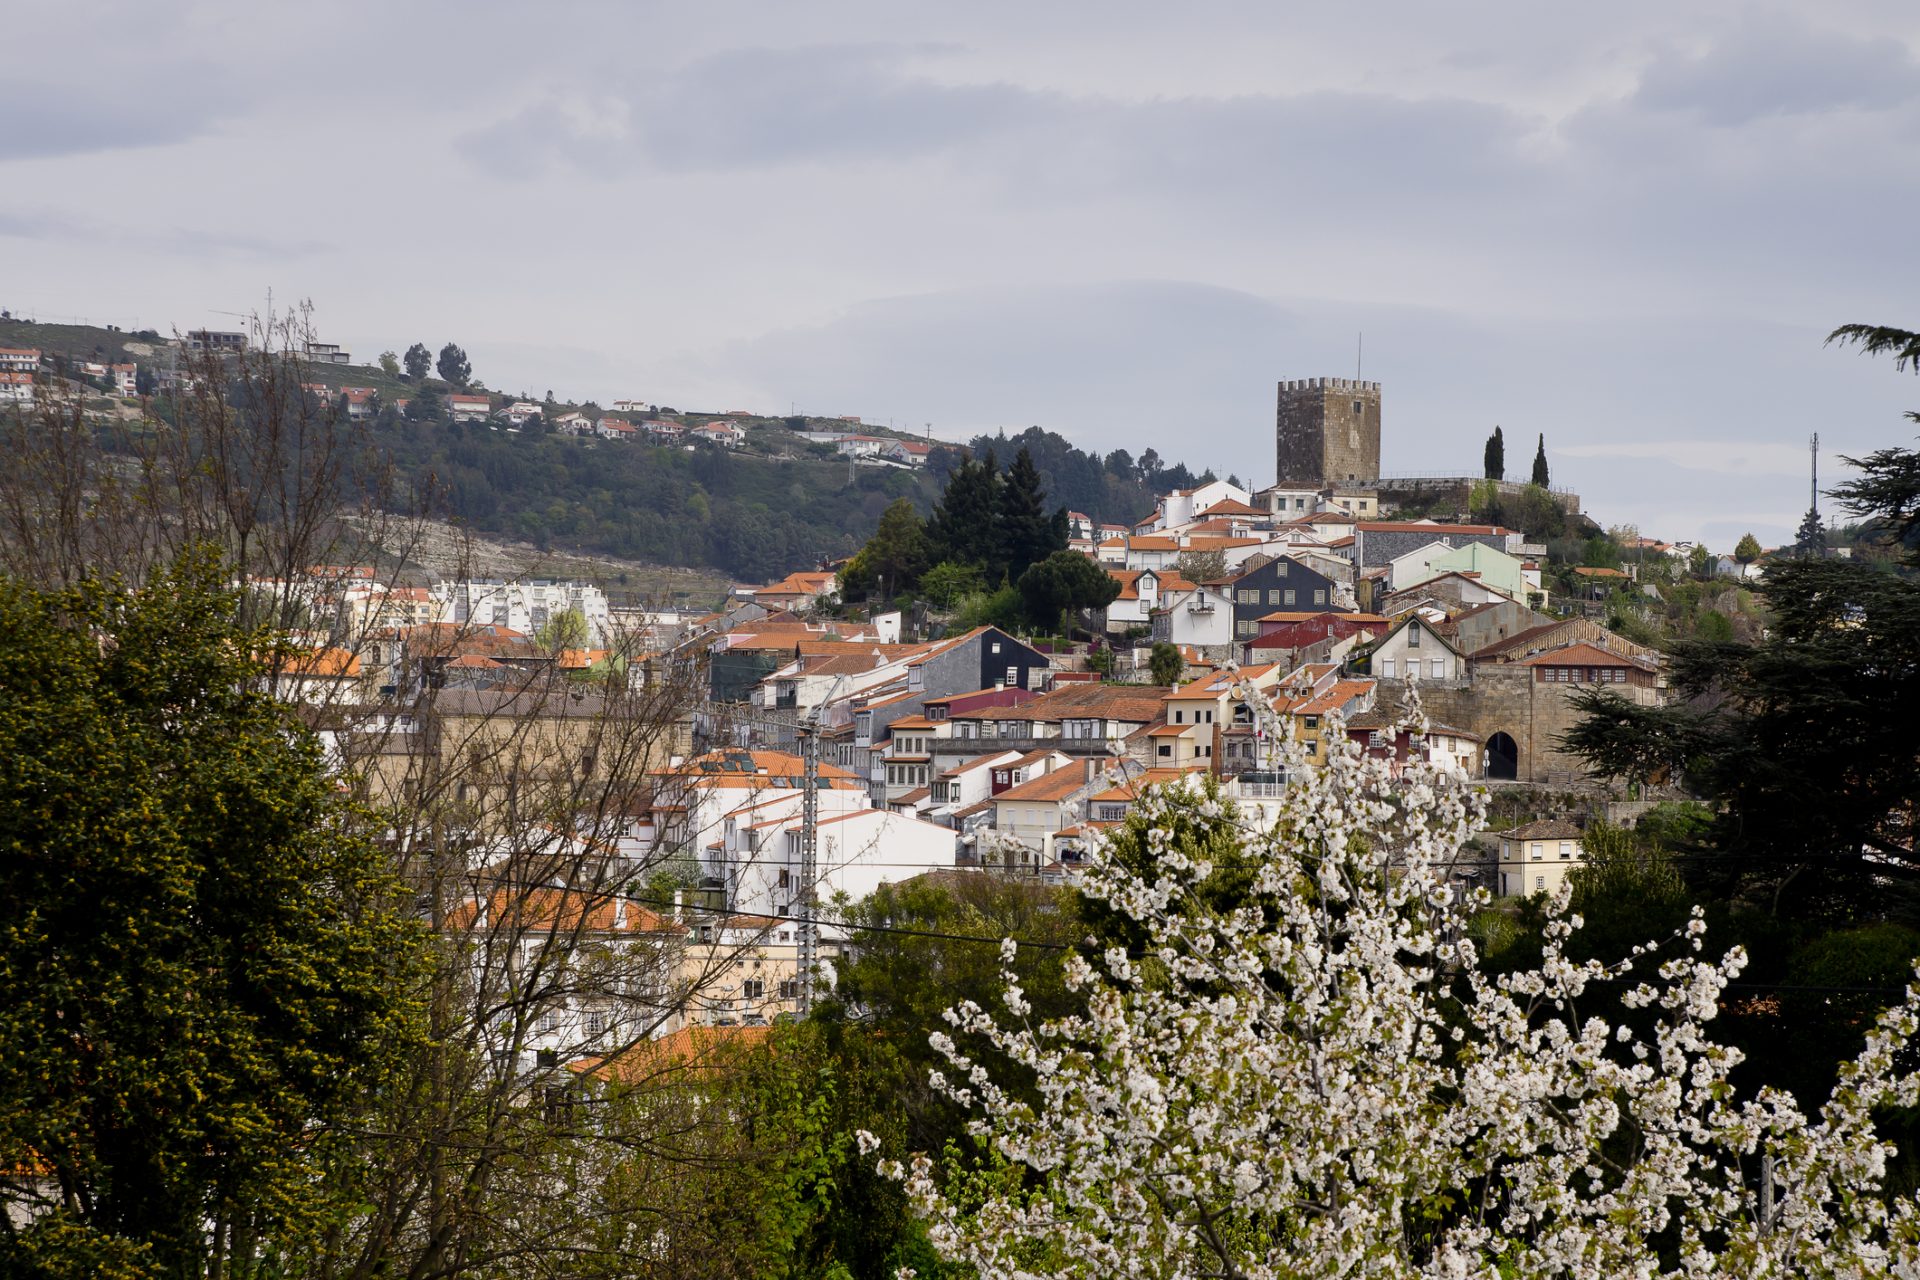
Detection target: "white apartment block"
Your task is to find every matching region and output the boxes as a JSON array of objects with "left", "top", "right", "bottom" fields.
[{"left": 434, "top": 579, "right": 613, "bottom": 643}]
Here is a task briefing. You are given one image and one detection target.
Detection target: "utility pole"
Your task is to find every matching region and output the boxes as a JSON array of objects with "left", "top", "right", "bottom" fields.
[{"left": 797, "top": 717, "right": 818, "bottom": 1016}]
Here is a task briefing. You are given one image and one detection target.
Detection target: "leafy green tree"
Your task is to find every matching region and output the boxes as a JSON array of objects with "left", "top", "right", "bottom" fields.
[
  {"left": 0, "top": 552, "right": 423, "bottom": 1274},
  {"left": 1734, "top": 532, "right": 1763, "bottom": 564},
  {"left": 436, "top": 342, "right": 472, "bottom": 387},
  {"left": 1694, "top": 608, "right": 1734, "bottom": 642},
  {"left": 918, "top": 560, "right": 985, "bottom": 610},
  {"left": 1176, "top": 548, "right": 1227, "bottom": 585},
  {"left": 1530, "top": 432, "right": 1549, "bottom": 487},
  {"left": 1148, "top": 639, "right": 1184, "bottom": 687},
  {"left": 1688, "top": 542, "right": 1712, "bottom": 579},
  {"left": 1016, "top": 549, "right": 1121, "bottom": 632},
  {"left": 535, "top": 606, "right": 589, "bottom": 652},
  {"left": 1483, "top": 426, "right": 1505, "bottom": 481},
  {"left": 402, "top": 342, "right": 431, "bottom": 381},
  {"left": 842, "top": 498, "right": 930, "bottom": 604},
  {"left": 377, "top": 350, "right": 401, "bottom": 378}
]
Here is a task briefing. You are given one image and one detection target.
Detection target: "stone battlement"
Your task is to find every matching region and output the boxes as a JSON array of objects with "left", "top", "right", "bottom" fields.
[{"left": 1280, "top": 377, "right": 1381, "bottom": 394}]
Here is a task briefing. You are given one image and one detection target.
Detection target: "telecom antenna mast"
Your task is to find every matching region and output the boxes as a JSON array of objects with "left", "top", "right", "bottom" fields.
[
  {"left": 792, "top": 672, "right": 848, "bottom": 1017},
  {"left": 1810, "top": 432, "right": 1820, "bottom": 517}
]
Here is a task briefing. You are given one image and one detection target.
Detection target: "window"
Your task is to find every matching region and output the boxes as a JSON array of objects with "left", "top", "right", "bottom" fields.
[
  {"left": 1407, "top": 625, "right": 1421, "bottom": 648},
  {"left": 1283, "top": 589, "right": 1296, "bottom": 606},
  {"left": 1535, "top": 875, "right": 1546, "bottom": 891},
  {"left": 1429, "top": 657, "right": 1445, "bottom": 679},
  {"left": 1276, "top": 561, "right": 1289, "bottom": 577},
  {"left": 779, "top": 979, "right": 800, "bottom": 999},
  {"left": 1237, "top": 589, "right": 1258, "bottom": 604},
  {"left": 991, "top": 642, "right": 1001, "bottom": 654},
  {"left": 586, "top": 1012, "right": 606, "bottom": 1035},
  {"left": 1006, "top": 665, "right": 1020, "bottom": 688},
  {"left": 1559, "top": 841, "right": 1573, "bottom": 860},
  {"left": 778, "top": 869, "right": 792, "bottom": 888},
  {"left": 1379, "top": 657, "right": 1395, "bottom": 678},
  {"left": 1237, "top": 621, "right": 1257, "bottom": 637},
  {"left": 1268, "top": 588, "right": 1284, "bottom": 605},
  {"left": 1530, "top": 843, "right": 1543, "bottom": 862},
  {"left": 537, "top": 1010, "right": 559, "bottom": 1034},
  {"left": 1313, "top": 588, "right": 1326, "bottom": 605},
  {"left": 1303, "top": 716, "right": 1320, "bottom": 730},
  {"left": 1158, "top": 745, "right": 1173, "bottom": 758},
  {"left": 742, "top": 979, "right": 765, "bottom": 999}
]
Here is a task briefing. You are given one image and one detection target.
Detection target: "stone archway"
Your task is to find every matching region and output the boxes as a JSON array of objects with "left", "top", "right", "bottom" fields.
[{"left": 1485, "top": 731, "right": 1519, "bottom": 781}]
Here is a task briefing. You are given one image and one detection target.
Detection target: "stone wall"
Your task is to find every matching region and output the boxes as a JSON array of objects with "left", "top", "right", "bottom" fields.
[
  {"left": 1392, "top": 664, "right": 1658, "bottom": 785},
  {"left": 1275, "top": 377, "right": 1381, "bottom": 487}
]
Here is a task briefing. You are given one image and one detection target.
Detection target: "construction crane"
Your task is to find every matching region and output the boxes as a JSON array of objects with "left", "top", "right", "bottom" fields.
[{"left": 792, "top": 671, "right": 852, "bottom": 1015}]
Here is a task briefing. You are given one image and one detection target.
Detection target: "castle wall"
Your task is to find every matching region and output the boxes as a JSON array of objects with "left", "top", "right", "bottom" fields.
[{"left": 1389, "top": 665, "right": 1659, "bottom": 785}]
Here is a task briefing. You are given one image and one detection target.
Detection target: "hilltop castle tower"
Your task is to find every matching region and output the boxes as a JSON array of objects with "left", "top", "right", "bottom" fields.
[{"left": 1276, "top": 377, "right": 1381, "bottom": 487}]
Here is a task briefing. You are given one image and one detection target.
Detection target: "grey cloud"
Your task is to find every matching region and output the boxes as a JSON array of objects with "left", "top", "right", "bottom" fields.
[
  {"left": 0, "top": 205, "right": 332, "bottom": 258},
  {"left": 0, "top": 71, "right": 233, "bottom": 161},
  {"left": 1633, "top": 15, "right": 1920, "bottom": 125}
]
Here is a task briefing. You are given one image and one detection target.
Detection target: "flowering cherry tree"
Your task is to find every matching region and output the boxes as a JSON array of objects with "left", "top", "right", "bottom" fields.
[{"left": 864, "top": 686, "right": 1920, "bottom": 1278}]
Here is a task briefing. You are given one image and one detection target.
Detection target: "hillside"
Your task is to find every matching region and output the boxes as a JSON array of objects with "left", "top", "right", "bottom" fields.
[{"left": 0, "top": 316, "right": 1179, "bottom": 581}]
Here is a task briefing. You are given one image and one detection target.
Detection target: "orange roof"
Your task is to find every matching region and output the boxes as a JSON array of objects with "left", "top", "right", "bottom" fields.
[
  {"left": 445, "top": 653, "right": 504, "bottom": 669},
  {"left": 1146, "top": 723, "right": 1191, "bottom": 737},
  {"left": 887, "top": 714, "right": 936, "bottom": 729},
  {"left": 1292, "top": 679, "right": 1376, "bottom": 717},
  {"left": 993, "top": 766, "right": 1090, "bottom": 804},
  {"left": 1571, "top": 566, "right": 1629, "bottom": 578},
  {"left": 573, "top": 1023, "right": 772, "bottom": 1084},
  {"left": 277, "top": 646, "right": 361, "bottom": 678},
  {"left": 1519, "top": 642, "right": 1643, "bottom": 668},
  {"left": 447, "top": 886, "right": 678, "bottom": 935},
  {"left": 1199, "top": 498, "right": 1264, "bottom": 516},
  {"left": 1128, "top": 536, "right": 1182, "bottom": 551}
]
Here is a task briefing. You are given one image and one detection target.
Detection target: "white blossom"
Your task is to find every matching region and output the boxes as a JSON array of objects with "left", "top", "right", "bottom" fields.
[{"left": 871, "top": 685, "right": 1920, "bottom": 1279}]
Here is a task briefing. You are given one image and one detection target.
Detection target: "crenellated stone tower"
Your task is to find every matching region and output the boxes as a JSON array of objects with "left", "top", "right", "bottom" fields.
[{"left": 1275, "top": 377, "right": 1381, "bottom": 487}]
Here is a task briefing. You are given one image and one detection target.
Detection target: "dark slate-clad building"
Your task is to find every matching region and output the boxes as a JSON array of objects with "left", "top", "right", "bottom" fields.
[
  {"left": 1223, "top": 556, "right": 1339, "bottom": 642},
  {"left": 1352, "top": 521, "right": 1515, "bottom": 568}
]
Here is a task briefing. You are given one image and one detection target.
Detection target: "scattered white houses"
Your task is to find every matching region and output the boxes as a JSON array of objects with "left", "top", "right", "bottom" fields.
[
  {"left": 610, "top": 398, "right": 652, "bottom": 414},
  {"left": 502, "top": 400, "right": 543, "bottom": 426},
  {"left": 641, "top": 419, "right": 686, "bottom": 440},
  {"left": 553, "top": 411, "right": 595, "bottom": 436},
  {"left": 447, "top": 393, "right": 492, "bottom": 422},
  {"left": 596, "top": 417, "right": 638, "bottom": 441}
]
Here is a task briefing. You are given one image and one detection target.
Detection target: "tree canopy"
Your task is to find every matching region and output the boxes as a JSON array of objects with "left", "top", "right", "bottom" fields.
[
  {"left": 435, "top": 342, "right": 472, "bottom": 388},
  {"left": 402, "top": 342, "right": 431, "bottom": 381},
  {"left": 0, "top": 552, "right": 423, "bottom": 1274},
  {"left": 1483, "top": 425, "right": 1505, "bottom": 481}
]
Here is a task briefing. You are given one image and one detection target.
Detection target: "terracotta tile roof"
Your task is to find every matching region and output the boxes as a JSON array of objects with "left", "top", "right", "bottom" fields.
[
  {"left": 1518, "top": 642, "right": 1644, "bottom": 668},
  {"left": 993, "top": 766, "right": 1089, "bottom": 804},
  {"left": 1502, "top": 819, "right": 1584, "bottom": 841},
  {"left": 1199, "top": 498, "right": 1264, "bottom": 516},
  {"left": 1292, "top": 679, "right": 1377, "bottom": 716},
  {"left": 278, "top": 646, "right": 361, "bottom": 678},
  {"left": 573, "top": 1024, "right": 771, "bottom": 1083}
]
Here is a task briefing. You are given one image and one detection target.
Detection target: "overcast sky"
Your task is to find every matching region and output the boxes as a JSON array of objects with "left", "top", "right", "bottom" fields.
[{"left": 7, "top": 2, "right": 1920, "bottom": 550}]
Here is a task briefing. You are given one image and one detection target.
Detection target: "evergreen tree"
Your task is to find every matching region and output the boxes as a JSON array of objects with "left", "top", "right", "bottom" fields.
[
  {"left": 436, "top": 342, "right": 472, "bottom": 387},
  {"left": 1484, "top": 426, "right": 1505, "bottom": 481},
  {"left": 841, "top": 498, "right": 930, "bottom": 603},
  {"left": 402, "top": 342, "right": 431, "bottom": 381},
  {"left": 1795, "top": 507, "right": 1827, "bottom": 558},
  {"left": 926, "top": 451, "right": 1000, "bottom": 569},
  {"left": 1530, "top": 433, "right": 1549, "bottom": 487},
  {"left": 997, "top": 446, "right": 1055, "bottom": 582},
  {"left": 1734, "top": 532, "right": 1763, "bottom": 564}
]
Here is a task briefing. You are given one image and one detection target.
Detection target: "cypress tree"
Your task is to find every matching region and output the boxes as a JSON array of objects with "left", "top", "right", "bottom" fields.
[
  {"left": 998, "top": 447, "right": 1053, "bottom": 582},
  {"left": 1484, "top": 427, "right": 1505, "bottom": 481},
  {"left": 1531, "top": 433, "right": 1550, "bottom": 488},
  {"left": 927, "top": 451, "right": 1000, "bottom": 568}
]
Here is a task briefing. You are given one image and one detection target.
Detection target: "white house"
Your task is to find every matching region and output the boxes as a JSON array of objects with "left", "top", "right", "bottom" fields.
[
  {"left": 723, "top": 807, "right": 960, "bottom": 921},
  {"left": 691, "top": 421, "right": 745, "bottom": 448},
  {"left": 434, "top": 578, "right": 613, "bottom": 643},
  {"left": 0, "top": 371, "right": 33, "bottom": 404},
  {"left": 1496, "top": 819, "right": 1587, "bottom": 898},
  {"left": 881, "top": 439, "right": 934, "bottom": 467},
  {"left": 110, "top": 363, "right": 138, "bottom": 396},
  {"left": 595, "top": 418, "right": 638, "bottom": 441},
  {"left": 0, "top": 348, "right": 42, "bottom": 373},
  {"left": 447, "top": 393, "right": 491, "bottom": 422},
  {"left": 1151, "top": 583, "right": 1236, "bottom": 653},
  {"left": 1386, "top": 540, "right": 1464, "bottom": 593},
  {"left": 1369, "top": 613, "right": 1466, "bottom": 682},
  {"left": 502, "top": 400, "right": 543, "bottom": 426}
]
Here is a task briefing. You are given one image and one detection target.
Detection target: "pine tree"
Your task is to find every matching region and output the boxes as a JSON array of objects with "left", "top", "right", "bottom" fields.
[
  {"left": 1484, "top": 427, "right": 1505, "bottom": 481},
  {"left": 1734, "top": 532, "right": 1763, "bottom": 564},
  {"left": 402, "top": 342, "right": 431, "bottom": 381},
  {"left": 997, "top": 447, "right": 1054, "bottom": 582},
  {"left": 927, "top": 451, "right": 1000, "bottom": 569},
  {"left": 1531, "top": 433, "right": 1550, "bottom": 488},
  {"left": 1796, "top": 506, "right": 1827, "bottom": 558}
]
